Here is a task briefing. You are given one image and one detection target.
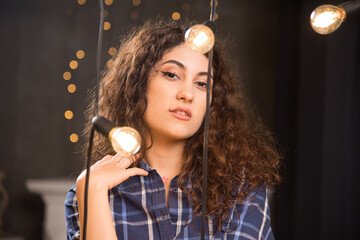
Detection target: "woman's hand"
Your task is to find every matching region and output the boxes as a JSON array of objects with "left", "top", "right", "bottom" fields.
[
  {"left": 76, "top": 153, "right": 148, "bottom": 192},
  {"left": 75, "top": 154, "right": 148, "bottom": 240}
]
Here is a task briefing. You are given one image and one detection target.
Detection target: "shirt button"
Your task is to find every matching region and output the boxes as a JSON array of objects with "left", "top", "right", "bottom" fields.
[
  {"left": 172, "top": 188, "right": 178, "bottom": 193},
  {"left": 171, "top": 216, "right": 178, "bottom": 223}
]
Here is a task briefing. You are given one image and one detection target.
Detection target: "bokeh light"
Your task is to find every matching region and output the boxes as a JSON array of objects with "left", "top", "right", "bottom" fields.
[
  {"left": 131, "top": 11, "right": 139, "bottom": 20},
  {"left": 64, "top": 110, "right": 74, "bottom": 120},
  {"left": 104, "top": 21, "right": 111, "bottom": 30},
  {"left": 108, "top": 47, "right": 117, "bottom": 56},
  {"left": 104, "top": 10, "right": 109, "bottom": 18},
  {"left": 76, "top": 50, "right": 85, "bottom": 59},
  {"left": 69, "top": 60, "right": 78, "bottom": 69},
  {"left": 105, "top": 0, "right": 113, "bottom": 6},
  {"left": 63, "top": 71, "right": 71, "bottom": 81},
  {"left": 133, "top": 0, "right": 141, "bottom": 6},
  {"left": 70, "top": 133, "right": 79, "bottom": 143},
  {"left": 78, "top": 0, "right": 86, "bottom": 5},
  {"left": 107, "top": 60, "right": 114, "bottom": 68},
  {"left": 172, "top": 12, "right": 181, "bottom": 21},
  {"left": 68, "top": 84, "right": 77, "bottom": 93}
]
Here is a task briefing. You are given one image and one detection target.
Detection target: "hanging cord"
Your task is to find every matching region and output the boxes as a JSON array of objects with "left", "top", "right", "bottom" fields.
[
  {"left": 94, "top": 0, "right": 104, "bottom": 116},
  {"left": 201, "top": 1, "right": 217, "bottom": 239},
  {"left": 210, "top": 0, "right": 216, "bottom": 22},
  {"left": 82, "top": 0, "right": 104, "bottom": 239}
]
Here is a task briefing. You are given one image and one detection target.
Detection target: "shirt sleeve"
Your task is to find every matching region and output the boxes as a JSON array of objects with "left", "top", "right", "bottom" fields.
[
  {"left": 64, "top": 184, "right": 81, "bottom": 240},
  {"left": 223, "top": 185, "right": 275, "bottom": 240}
]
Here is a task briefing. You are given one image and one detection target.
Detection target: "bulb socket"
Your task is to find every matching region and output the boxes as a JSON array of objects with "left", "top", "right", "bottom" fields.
[
  {"left": 340, "top": 0, "right": 360, "bottom": 18},
  {"left": 92, "top": 116, "right": 116, "bottom": 137},
  {"left": 203, "top": 20, "right": 216, "bottom": 34}
]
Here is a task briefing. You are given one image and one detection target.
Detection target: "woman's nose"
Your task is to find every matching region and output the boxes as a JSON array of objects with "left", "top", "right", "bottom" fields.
[{"left": 176, "top": 80, "right": 194, "bottom": 102}]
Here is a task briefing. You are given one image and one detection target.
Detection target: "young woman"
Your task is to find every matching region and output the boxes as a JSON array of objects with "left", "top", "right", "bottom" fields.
[{"left": 65, "top": 19, "right": 280, "bottom": 240}]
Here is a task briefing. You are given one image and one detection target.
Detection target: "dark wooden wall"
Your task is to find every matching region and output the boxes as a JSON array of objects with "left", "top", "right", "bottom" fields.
[{"left": 0, "top": 0, "right": 359, "bottom": 239}]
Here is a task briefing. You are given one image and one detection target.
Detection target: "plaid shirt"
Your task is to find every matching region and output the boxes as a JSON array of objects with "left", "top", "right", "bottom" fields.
[{"left": 65, "top": 161, "right": 274, "bottom": 240}]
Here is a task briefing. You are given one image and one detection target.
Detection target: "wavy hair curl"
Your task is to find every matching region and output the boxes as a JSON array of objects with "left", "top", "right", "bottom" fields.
[{"left": 83, "top": 18, "right": 280, "bottom": 233}]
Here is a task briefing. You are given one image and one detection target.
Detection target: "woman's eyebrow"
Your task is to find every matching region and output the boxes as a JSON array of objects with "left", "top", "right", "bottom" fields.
[
  {"left": 198, "top": 72, "right": 213, "bottom": 79},
  {"left": 162, "top": 59, "right": 213, "bottom": 79},
  {"left": 161, "top": 59, "right": 185, "bottom": 69}
]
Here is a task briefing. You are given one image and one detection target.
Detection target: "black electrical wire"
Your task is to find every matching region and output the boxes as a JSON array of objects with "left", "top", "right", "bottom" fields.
[
  {"left": 210, "top": 0, "right": 217, "bottom": 22},
  {"left": 82, "top": 0, "right": 104, "bottom": 239},
  {"left": 94, "top": 0, "right": 104, "bottom": 117},
  {"left": 82, "top": 127, "right": 94, "bottom": 240},
  {"left": 200, "top": 50, "right": 214, "bottom": 240},
  {"left": 200, "top": 1, "right": 217, "bottom": 239}
]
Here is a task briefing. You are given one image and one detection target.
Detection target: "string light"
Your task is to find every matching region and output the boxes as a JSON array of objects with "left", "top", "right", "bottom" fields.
[
  {"left": 64, "top": 2, "right": 89, "bottom": 147},
  {"left": 106, "top": 60, "right": 114, "bottom": 68},
  {"left": 64, "top": 110, "right": 74, "bottom": 120},
  {"left": 131, "top": 11, "right": 139, "bottom": 20},
  {"left": 68, "top": 84, "right": 77, "bottom": 93},
  {"left": 104, "top": 10, "right": 109, "bottom": 18},
  {"left": 172, "top": 12, "right": 181, "bottom": 21},
  {"left": 133, "top": 0, "right": 141, "bottom": 7},
  {"left": 63, "top": 71, "right": 72, "bottom": 81},
  {"left": 70, "top": 133, "right": 79, "bottom": 143},
  {"left": 76, "top": 50, "right": 85, "bottom": 59},
  {"left": 104, "top": 21, "right": 111, "bottom": 30},
  {"left": 77, "top": 0, "right": 86, "bottom": 5},
  {"left": 104, "top": 0, "right": 113, "bottom": 6},
  {"left": 108, "top": 47, "right": 117, "bottom": 56},
  {"left": 69, "top": 60, "right": 78, "bottom": 69}
]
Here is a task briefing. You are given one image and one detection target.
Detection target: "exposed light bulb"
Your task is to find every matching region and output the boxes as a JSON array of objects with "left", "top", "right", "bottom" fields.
[
  {"left": 185, "top": 22, "right": 215, "bottom": 54},
  {"left": 109, "top": 127, "right": 141, "bottom": 155},
  {"left": 310, "top": 4, "right": 346, "bottom": 35},
  {"left": 92, "top": 116, "right": 141, "bottom": 156}
]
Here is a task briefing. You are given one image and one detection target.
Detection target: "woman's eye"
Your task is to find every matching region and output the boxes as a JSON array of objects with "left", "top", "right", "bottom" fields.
[
  {"left": 161, "top": 71, "right": 178, "bottom": 79},
  {"left": 196, "top": 81, "right": 207, "bottom": 88}
]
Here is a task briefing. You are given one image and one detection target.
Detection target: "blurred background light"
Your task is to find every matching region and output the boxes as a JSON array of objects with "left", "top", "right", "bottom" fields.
[{"left": 69, "top": 60, "right": 78, "bottom": 69}]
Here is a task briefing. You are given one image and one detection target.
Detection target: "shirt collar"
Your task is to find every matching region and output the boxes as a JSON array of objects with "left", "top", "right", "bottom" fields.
[{"left": 139, "top": 159, "right": 156, "bottom": 172}]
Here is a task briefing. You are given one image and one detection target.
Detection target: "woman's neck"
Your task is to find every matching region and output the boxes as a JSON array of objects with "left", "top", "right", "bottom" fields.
[{"left": 144, "top": 137, "right": 185, "bottom": 180}]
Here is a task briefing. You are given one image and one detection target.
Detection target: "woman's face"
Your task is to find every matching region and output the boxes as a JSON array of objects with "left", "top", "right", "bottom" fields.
[{"left": 144, "top": 43, "right": 211, "bottom": 144}]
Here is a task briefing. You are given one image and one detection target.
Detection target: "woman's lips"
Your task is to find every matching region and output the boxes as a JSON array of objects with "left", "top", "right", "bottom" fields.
[
  {"left": 169, "top": 107, "right": 192, "bottom": 121},
  {"left": 170, "top": 111, "right": 191, "bottom": 121}
]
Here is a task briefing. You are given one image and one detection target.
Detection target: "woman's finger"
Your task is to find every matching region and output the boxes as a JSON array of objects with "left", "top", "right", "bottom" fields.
[
  {"left": 122, "top": 168, "right": 148, "bottom": 180},
  {"left": 112, "top": 154, "right": 137, "bottom": 169},
  {"left": 94, "top": 155, "right": 113, "bottom": 166}
]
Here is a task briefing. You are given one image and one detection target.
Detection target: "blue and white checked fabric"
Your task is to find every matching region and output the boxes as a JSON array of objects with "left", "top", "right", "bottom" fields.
[{"left": 65, "top": 161, "right": 274, "bottom": 240}]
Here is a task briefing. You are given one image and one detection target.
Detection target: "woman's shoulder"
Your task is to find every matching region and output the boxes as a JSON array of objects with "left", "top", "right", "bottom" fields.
[
  {"left": 65, "top": 184, "right": 77, "bottom": 205},
  {"left": 224, "top": 185, "right": 273, "bottom": 239},
  {"left": 65, "top": 174, "right": 146, "bottom": 200},
  {"left": 235, "top": 184, "right": 268, "bottom": 206}
]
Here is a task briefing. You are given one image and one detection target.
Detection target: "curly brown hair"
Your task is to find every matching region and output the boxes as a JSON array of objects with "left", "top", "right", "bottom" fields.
[{"left": 84, "top": 18, "right": 280, "bottom": 233}]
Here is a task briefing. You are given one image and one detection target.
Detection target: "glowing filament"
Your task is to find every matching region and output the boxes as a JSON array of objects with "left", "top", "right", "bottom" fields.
[
  {"left": 110, "top": 127, "right": 141, "bottom": 155},
  {"left": 193, "top": 32, "right": 208, "bottom": 47},
  {"left": 310, "top": 5, "right": 345, "bottom": 35},
  {"left": 185, "top": 24, "right": 215, "bottom": 54}
]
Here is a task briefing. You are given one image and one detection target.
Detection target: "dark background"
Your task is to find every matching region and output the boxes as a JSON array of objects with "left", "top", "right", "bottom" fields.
[{"left": 0, "top": 0, "right": 359, "bottom": 239}]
